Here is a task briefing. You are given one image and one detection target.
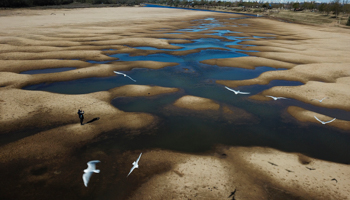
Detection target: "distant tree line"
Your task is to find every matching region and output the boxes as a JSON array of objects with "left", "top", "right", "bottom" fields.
[
  {"left": 74, "top": 0, "right": 142, "bottom": 5},
  {"left": 0, "top": 0, "right": 143, "bottom": 7},
  {"left": 0, "top": 0, "right": 74, "bottom": 7},
  {"left": 1, "top": 0, "right": 350, "bottom": 17},
  {"left": 152, "top": 0, "right": 350, "bottom": 15}
]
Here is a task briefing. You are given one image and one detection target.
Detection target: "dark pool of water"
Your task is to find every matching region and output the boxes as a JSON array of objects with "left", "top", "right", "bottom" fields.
[{"left": 20, "top": 67, "right": 76, "bottom": 74}]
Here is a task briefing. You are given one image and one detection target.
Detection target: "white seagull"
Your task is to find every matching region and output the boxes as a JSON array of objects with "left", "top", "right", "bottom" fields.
[
  {"left": 311, "top": 97, "right": 327, "bottom": 103},
  {"left": 127, "top": 153, "right": 142, "bottom": 177},
  {"left": 266, "top": 95, "right": 287, "bottom": 100},
  {"left": 314, "top": 116, "right": 336, "bottom": 125},
  {"left": 83, "top": 160, "right": 100, "bottom": 187},
  {"left": 225, "top": 86, "right": 250, "bottom": 95},
  {"left": 113, "top": 71, "right": 136, "bottom": 82}
]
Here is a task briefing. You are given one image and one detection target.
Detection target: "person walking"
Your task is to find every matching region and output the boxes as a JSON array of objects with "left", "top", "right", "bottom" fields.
[{"left": 78, "top": 109, "right": 84, "bottom": 125}]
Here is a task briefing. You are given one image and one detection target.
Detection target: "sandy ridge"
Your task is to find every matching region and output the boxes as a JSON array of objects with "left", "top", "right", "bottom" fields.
[{"left": 287, "top": 106, "right": 350, "bottom": 131}]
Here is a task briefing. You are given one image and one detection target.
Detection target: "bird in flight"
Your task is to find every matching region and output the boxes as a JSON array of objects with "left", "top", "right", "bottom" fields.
[
  {"left": 83, "top": 160, "right": 100, "bottom": 187},
  {"left": 113, "top": 71, "right": 136, "bottom": 82},
  {"left": 266, "top": 95, "right": 287, "bottom": 100},
  {"left": 311, "top": 97, "right": 327, "bottom": 103},
  {"left": 225, "top": 86, "right": 250, "bottom": 95},
  {"left": 127, "top": 153, "right": 142, "bottom": 177},
  {"left": 314, "top": 116, "right": 336, "bottom": 124}
]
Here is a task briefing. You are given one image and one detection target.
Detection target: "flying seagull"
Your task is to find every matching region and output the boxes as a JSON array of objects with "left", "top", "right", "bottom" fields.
[
  {"left": 127, "top": 153, "right": 142, "bottom": 177},
  {"left": 266, "top": 95, "right": 287, "bottom": 100},
  {"left": 113, "top": 71, "right": 136, "bottom": 82},
  {"left": 83, "top": 160, "right": 100, "bottom": 187},
  {"left": 311, "top": 97, "right": 327, "bottom": 103},
  {"left": 225, "top": 86, "right": 250, "bottom": 95},
  {"left": 314, "top": 116, "right": 336, "bottom": 125}
]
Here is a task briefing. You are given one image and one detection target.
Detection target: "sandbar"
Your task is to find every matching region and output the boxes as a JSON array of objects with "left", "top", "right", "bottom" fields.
[{"left": 287, "top": 106, "right": 350, "bottom": 131}]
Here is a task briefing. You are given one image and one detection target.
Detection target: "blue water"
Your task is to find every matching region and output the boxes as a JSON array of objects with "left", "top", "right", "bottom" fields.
[
  {"left": 144, "top": 4, "right": 257, "bottom": 17},
  {"left": 21, "top": 15, "right": 350, "bottom": 165}
]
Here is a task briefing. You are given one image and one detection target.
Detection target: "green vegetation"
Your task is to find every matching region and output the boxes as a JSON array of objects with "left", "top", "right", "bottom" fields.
[
  {"left": 0, "top": 0, "right": 73, "bottom": 7},
  {"left": 347, "top": 16, "right": 350, "bottom": 25}
]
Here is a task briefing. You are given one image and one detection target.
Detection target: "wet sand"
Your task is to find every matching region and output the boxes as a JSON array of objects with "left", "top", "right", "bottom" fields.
[{"left": 1, "top": 6, "right": 350, "bottom": 200}]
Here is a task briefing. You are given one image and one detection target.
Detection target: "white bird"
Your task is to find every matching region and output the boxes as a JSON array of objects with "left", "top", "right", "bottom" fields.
[
  {"left": 266, "top": 95, "right": 287, "bottom": 100},
  {"left": 314, "top": 116, "right": 336, "bottom": 125},
  {"left": 311, "top": 97, "right": 327, "bottom": 103},
  {"left": 113, "top": 71, "right": 136, "bottom": 82},
  {"left": 83, "top": 160, "right": 100, "bottom": 187},
  {"left": 225, "top": 86, "right": 250, "bottom": 95},
  {"left": 127, "top": 153, "right": 142, "bottom": 177}
]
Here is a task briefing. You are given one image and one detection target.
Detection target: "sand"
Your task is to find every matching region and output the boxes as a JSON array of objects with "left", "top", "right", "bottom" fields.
[
  {"left": 201, "top": 56, "right": 296, "bottom": 70},
  {"left": 0, "top": 84, "right": 179, "bottom": 161},
  {"left": 287, "top": 106, "right": 350, "bottom": 131},
  {"left": 173, "top": 95, "right": 220, "bottom": 111},
  {"left": 128, "top": 146, "right": 350, "bottom": 200},
  {"left": 171, "top": 95, "right": 257, "bottom": 124},
  {"left": 249, "top": 80, "right": 350, "bottom": 111},
  {"left": 1, "top": 61, "right": 178, "bottom": 89}
]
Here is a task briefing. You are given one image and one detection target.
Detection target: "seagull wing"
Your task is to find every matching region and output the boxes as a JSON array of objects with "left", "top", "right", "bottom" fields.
[
  {"left": 320, "top": 97, "right": 327, "bottom": 101},
  {"left": 325, "top": 118, "right": 336, "bottom": 124},
  {"left": 127, "top": 166, "right": 136, "bottom": 177},
  {"left": 224, "top": 86, "right": 238, "bottom": 94},
  {"left": 125, "top": 75, "right": 136, "bottom": 82},
  {"left": 266, "top": 95, "right": 276, "bottom": 100},
  {"left": 87, "top": 160, "right": 100, "bottom": 171},
  {"left": 83, "top": 172, "right": 92, "bottom": 187},
  {"left": 113, "top": 71, "right": 125, "bottom": 76},
  {"left": 277, "top": 97, "right": 287, "bottom": 99},
  {"left": 314, "top": 116, "right": 325, "bottom": 124},
  {"left": 136, "top": 153, "right": 142, "bottom": 164},
  {"left": 237, "top": 91, "right": 250, "bottom": 94}
]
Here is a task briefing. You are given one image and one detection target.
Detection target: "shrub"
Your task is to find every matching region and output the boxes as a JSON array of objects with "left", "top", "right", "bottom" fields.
[
  {"left": 347, "top": 16, "right": 350, "bottom": 26},
  {"left": 0, "top": 0, "right": 33, "bottom": 7}
]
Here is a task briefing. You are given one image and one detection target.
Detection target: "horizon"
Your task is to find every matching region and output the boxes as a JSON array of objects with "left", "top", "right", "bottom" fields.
[{"left": 188, "top": 0, "right": 349, "bottom": 4}]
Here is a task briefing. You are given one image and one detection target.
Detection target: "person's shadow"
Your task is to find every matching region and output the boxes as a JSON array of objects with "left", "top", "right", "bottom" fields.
[{"left": 84, "top": 117, "right": 100, "bottom": 124}]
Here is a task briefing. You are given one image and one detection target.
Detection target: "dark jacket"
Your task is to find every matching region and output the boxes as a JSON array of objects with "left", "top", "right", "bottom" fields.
[{"left": 78, "top": 110, "right": 84, "bottom": 119}]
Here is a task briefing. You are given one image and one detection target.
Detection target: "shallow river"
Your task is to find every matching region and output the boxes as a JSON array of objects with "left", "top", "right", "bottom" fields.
[{"left": 22, "top": 12, "right": 350, "bottom": 164}]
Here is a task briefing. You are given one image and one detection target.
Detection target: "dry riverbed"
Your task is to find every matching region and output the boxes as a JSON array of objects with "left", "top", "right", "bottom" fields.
[{"left": 0, "top": 6, "right": 349, "bottom": 200}]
